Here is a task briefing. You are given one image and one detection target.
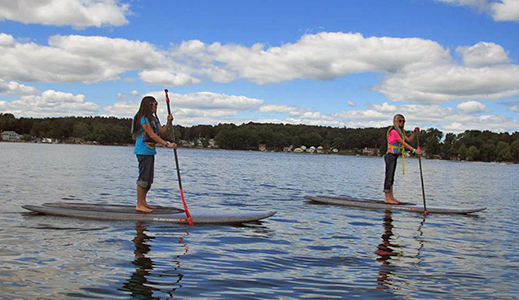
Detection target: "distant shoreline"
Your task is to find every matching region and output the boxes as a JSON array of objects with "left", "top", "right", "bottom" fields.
[{"left": 1, "top": 140, "right": 516, "bottom": 164}]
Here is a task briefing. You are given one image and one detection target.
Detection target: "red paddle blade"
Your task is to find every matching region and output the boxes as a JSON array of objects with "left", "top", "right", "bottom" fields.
[
  {"left": 179, "top": 189, "right": 194, "bottom": 225},
  {"left": 165, "top": 89, "right": 170, "bottom": 103}
]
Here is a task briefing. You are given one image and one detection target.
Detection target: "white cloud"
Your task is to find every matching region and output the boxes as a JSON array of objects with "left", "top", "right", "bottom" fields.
[
  {"left": 0, "top": 0, "right": 131, "bottom": 29},
  {"left": 491, "top": 0, "right": 519, "bottom": 21},
  {"left": 0, "top": 33, "right": 177, "bottom": 83},
  {"left": 139, "top": 70, "right": 200, "bottom": 86},
  {"left": 0, "top": 34, "right": 125, "bottom": 82},
  {"left": 186, "top": 32, "right": 451, "bottom": 84},
  {"left": 2, "top": 89, "right": 99, "bottom": 117},
  {"left": 457, "top": 100, "right": 486, "bottom": 113},
  {"left": 259, "top": 104, "right": 312, "bottom": 117},
  {"left": 442, "top": 114, "right": 519, "bottom": 133},
  {"left": 167, "top": 91, "right": 264, "bottom": 110},
  {"left": 378, "top": 64, "right": 519, "bottom": 103},
  {"left": 347, "top": 101, "right": 355, "bottom": 107},
  {"left": 456, "top": 42, "right": 510, "bottom": 67},
  {"left": 510, "top": 105, "right": 518, "bottom": 112},
  {"left": 0, "top": 79, "right": 38, "bottom": 95},
  {"left": 0, "top": 33, "right": 15, "bottom": 46},
  {"left": 48, "top": 34, "right": 168, "bottom": 72},
  {"left": 104, "top": 91, "right": 264, "bottom": 120},
  {"left": 1, "top": 31, "right": 518, "bottom": 107},
  {"left": 260, "top": 104, "right": 300, "bottom": 113},
  {"left": 332, "top": 102, "right": 518, "bottom": 133},
  {"left": 172, "top": 33, "right": 519, "bottom": 104},
  {"left": 434, "top": 0, "right": 519, "bottom": 22}
]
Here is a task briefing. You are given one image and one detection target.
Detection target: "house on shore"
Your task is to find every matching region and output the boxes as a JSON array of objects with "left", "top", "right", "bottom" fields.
[
  {"left": 283, "top": 145, "right": 293, "bottom": 152},
  {"left": 208, "top": 139, "right": 218, "bottom": 148},
  {"left": 1, "top": 131, "right": 21, "bottom": 141}
]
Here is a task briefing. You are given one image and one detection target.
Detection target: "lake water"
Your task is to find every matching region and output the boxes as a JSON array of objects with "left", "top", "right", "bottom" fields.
[{"left": 1, "top": 143, "right": 518, "bottom": 299}]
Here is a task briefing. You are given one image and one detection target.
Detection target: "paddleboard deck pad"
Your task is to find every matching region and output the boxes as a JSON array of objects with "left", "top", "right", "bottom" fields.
[
  {"left": 305, "top": 195, "right": 486, "bottom": 214},
  {"left": 22, "top": 202, "right": 276, "bottom": 224}
]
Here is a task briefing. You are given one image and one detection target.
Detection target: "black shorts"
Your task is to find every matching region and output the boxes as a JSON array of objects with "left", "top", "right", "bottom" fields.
[{"left": 137, "top": 155, "right": 155, "bottom": 191}]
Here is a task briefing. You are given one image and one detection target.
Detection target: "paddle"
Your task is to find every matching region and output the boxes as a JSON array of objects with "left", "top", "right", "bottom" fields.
[
  {"left": 165, "top": 89, "right": 194, "bottom": 225},
  {"left": 416, "top": 131, "right": 427, "bottom": 217}
]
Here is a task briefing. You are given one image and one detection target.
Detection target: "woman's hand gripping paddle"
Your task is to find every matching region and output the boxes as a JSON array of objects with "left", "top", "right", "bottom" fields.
[
  {"left": 416, "top": 129, "right": 427, "bottom": 217},
  {"left": 165, "top": 89, "right": 194, "bottom": 225}
]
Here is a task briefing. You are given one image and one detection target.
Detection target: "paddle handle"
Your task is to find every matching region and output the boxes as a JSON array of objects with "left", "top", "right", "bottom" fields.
[
  {"left": 165, "top": 89, "right": 176, "bottom": 141},
  {"left": 165, "top": 89, "right": 193, "bottom": 225},
  {"left": 416, "top": 134, "right": 427, "bottom": 217},
  {"left": 165, "top": 89, "right": 172, "bottom": 115}
]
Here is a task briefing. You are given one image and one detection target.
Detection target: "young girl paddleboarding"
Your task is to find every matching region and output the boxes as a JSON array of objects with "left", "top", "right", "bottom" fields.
[
  {"left": 132, "top": 96, "right": 177, "bottom": 212},
  {"left": 384, "top": 114, "right": 422, "bottom": 204}
]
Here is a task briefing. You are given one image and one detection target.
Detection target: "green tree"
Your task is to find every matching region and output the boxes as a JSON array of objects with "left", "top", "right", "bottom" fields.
[
  {"left": 511, "top": 140, "right": 519, "bottom": 162},
  {"left": 72, "top": 122, "right": 90, "bottom": 138},
  {"left": 468, "top": 145, "right": 480, "bottom": 160},
  {"left": 495, "top": 141, "right": 511, "bottom": 162},
  {"left": 479, "top": 142, "right": 496, "bottom": 162},
  {"left": 458, "top": 144, "right": 468, "bottom": 160},
  {"left": 0, "top": 113, "right": 16, "bottom": 132}
]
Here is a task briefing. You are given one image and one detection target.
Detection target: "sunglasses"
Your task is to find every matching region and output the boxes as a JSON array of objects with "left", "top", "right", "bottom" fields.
[
  {"left": 151, "top": 102, "right": 158, "bottom": 106},
  {"left": 399, "top": 119, "right": 406, "bottom": 124}
]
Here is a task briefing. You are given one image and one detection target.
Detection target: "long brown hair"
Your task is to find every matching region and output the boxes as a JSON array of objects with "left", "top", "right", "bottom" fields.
[{"left": 132, "top": 96, "right": 159, "bottom": 140}]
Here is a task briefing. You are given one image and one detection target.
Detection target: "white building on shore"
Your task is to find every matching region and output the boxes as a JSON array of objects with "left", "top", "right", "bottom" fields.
[{"left": 1, "top": 131, "right": 21, "bottom": 141}]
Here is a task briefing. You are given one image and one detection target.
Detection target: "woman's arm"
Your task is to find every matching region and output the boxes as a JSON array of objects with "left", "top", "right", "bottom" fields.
[
  {"left": 142, "top": 123, "right": 176, "bottom": 148},
  {"left": 406, "top": 132, "right": 416, "bottom": 142},
  {"left": 405, "top": 127, "right": 420, "bottom": 143},
  {"left": 159, "top": 114, "right": 174, "bottom": 135},
  {"left": 397, "top": 137, "right": 422, "bottom": 155}
]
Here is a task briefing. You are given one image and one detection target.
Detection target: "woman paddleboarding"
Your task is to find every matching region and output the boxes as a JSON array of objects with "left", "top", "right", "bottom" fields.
[
  {"left": 132, "top": 96, "right": 177, "bottom": 212},
  {"left": 384, "top": 114, "right": 422, "bottom": 204}
]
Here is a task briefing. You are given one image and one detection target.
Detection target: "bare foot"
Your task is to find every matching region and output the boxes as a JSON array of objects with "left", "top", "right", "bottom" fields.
[
  {"left": 385, "top": 198, "right": 403, "bottom": 205},
  {"left": 136, "top": 206, "right": 153, "bottom": 213},
  {"left": 144, "top": 204, "right": 156, "bottom": 209}
]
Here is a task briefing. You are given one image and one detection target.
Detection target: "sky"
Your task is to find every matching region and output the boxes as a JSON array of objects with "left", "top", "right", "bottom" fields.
[{"left": 0, "top": 0, "right": 518, "bottom": 133}]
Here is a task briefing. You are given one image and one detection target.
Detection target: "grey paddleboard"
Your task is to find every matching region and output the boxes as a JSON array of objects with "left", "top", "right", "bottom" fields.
[
  {"left": 304, "top": 195, "right": 486, "bottom": 214},
  {"left": 23, "top": 202, "right": 276, "bottom": 224}
]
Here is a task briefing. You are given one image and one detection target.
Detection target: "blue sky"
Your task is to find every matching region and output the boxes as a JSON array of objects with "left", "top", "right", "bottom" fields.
[{"left": 1, "top": 0, "right": 518, "bottom": 133}]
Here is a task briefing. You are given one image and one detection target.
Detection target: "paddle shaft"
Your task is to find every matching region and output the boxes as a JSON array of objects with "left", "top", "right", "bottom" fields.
[
  {"left": 416, "top": 133, "right": 427, "bottom": 217},
  {"left": 165, "top": 89, "right": 194, "bottom": 225}
]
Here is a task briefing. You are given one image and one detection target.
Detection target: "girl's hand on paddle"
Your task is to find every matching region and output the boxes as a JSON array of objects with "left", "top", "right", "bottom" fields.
[
  {"left": 415, "top": 148, "right": 422, "bottom": 155},
  {"left": 166, "top": 142, "right": 177, "bottom": 149},
  {"left": 167, "top": 114, "right": 174, "bottom": 122}
]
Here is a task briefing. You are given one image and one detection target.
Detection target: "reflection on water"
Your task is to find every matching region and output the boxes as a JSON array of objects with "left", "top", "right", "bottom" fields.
[
  {"left": 121, "top": 221, "right": 187, "bottom": 299},
  {"left": 376, "top": 210, "right": 399, "bottom": 290}
]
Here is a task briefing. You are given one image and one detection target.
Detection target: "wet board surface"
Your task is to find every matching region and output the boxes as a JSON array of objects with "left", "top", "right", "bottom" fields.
[
  {"left": 304, "top": 195, "right": 486, "bottom": 214},
  {"left": 22, "top": 202, "right": 276, "bottom": 224}
]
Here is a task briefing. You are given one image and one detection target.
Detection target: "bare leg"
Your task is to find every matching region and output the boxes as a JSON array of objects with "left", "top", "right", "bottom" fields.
[
  {"left": 136, "top": 185, "right": 153, "bottom": 213},
  {"left": 385, "top": 186, "right": 402, "bottom": 204}
]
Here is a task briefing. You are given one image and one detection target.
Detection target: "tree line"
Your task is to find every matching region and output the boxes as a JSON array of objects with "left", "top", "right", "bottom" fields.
[{"left": 1, "top": 113, "right": 518, "bottom": 163}]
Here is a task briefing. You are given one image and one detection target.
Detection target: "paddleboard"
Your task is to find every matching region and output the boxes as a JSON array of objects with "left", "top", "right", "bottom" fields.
[
  {"left": 304, "top": 195, "right": 486, "bottom": 214},
  {"left": 22, "top": 202, "right": 276, "bottom": 224}
]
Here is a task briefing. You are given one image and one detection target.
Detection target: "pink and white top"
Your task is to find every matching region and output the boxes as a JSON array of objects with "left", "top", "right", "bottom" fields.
[{"left": 387, "top": 129, "right": 405, "bottom": 145}]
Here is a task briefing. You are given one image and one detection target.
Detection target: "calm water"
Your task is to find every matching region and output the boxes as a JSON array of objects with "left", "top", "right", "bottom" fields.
[{"left": 1, "top": 143, "right": 518, "bottom": 299}]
